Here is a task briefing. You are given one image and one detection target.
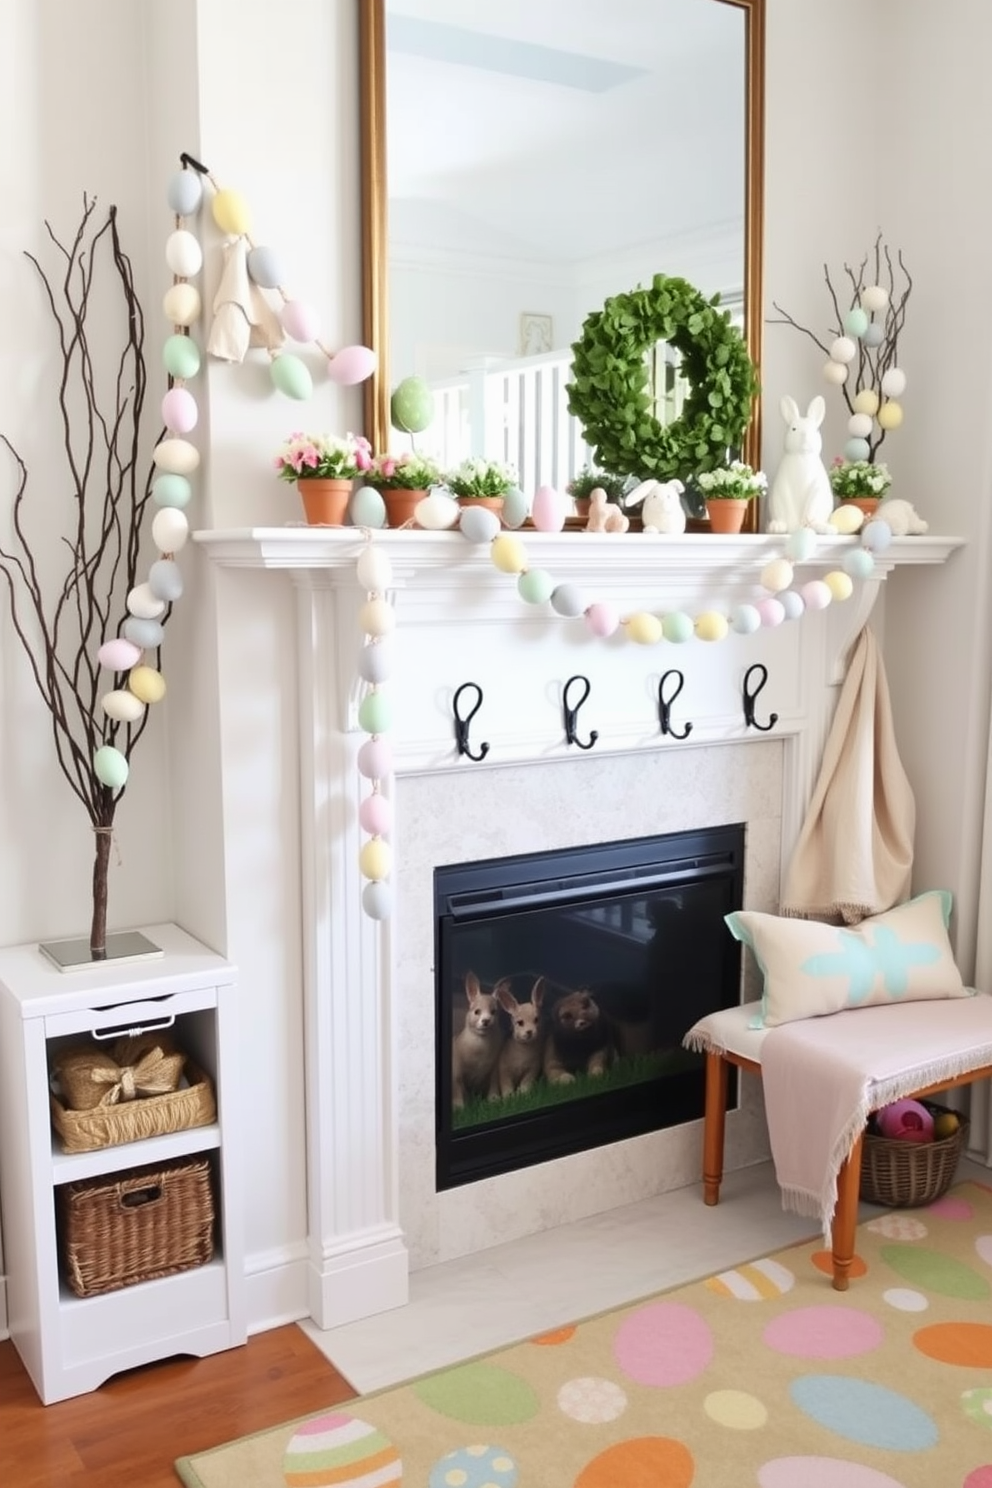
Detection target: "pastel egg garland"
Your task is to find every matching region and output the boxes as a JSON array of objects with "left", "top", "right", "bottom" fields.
[{"left": 356, "top": 539, "right": 395, "bottom": 920}]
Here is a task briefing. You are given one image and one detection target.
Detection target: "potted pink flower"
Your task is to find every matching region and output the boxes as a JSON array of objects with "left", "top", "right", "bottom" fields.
[
  {"left": 274, "top": 431, "right": 373, "bottom": 526},
  {"left": 365, "top": 450, "right": 443, "bottom": 527}
]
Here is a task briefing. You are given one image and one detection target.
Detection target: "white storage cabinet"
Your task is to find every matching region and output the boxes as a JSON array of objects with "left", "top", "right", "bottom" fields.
[{"left": 0, "top": 923, "right": 246, "bottom": 1403}]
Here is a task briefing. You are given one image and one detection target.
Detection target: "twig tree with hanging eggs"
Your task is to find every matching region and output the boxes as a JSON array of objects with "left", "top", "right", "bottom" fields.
[
  {"left": 0, "top": 196, "right": 189, "bottom": 964},
  {"left": 769, "top": 234, "right": 912, "bottom": 464}
]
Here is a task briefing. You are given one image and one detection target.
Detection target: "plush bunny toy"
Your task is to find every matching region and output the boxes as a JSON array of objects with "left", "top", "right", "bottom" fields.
[
  {"left": 766, "top": 394, "right": 834, "bottom": 533},
  {"left": 625, "top": 478, "right": 686, "bottom": 534}
]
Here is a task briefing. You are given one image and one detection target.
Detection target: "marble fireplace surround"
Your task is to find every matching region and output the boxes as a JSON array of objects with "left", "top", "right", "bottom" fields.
[{"left": 197, "top": 528, "right": 961, "bottom": 1328}]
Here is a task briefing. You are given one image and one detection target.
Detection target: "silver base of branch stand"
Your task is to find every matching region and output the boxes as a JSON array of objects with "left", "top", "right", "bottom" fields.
[{"left": 38, "top": 930, "right": 163, "bottom": 973}]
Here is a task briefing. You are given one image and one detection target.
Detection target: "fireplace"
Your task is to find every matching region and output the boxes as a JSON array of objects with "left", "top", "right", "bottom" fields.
[{"left": 434, "top": 825, "right": 745, "bottom": 1189}]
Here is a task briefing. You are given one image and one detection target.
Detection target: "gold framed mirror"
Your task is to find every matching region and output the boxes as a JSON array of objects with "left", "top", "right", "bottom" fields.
[{"left": 360, "top": 0, "right": 764, "bottom": 487}]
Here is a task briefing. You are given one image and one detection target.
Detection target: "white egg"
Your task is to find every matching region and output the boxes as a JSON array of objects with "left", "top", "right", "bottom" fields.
[
  {"left": 165, "top": 229, "right": 203, "bottom": 278},
  {"left": 822, "top": 360, "right": 848, "bottom": 385},
  {"left": 126, "top": 583, "right": 166, "bottom": 620},
  {"left": 847, "top": 413, "right": 873, "bottom": 438},
  {"left": 101, "top": 689, "right": 146, "bottom": 723},
  {"left": 829, "top": 336, "right": 857, "bottom": 364},
  {"left": 153, "top": 438, "right": 200, "bottom": 475},
  {"left": 151, "top": 508, "right": 189, "bottom": 553},
  {"left": 414, "top": 492, "right": 460, "bottom": 530},
  {"left": 861, "top": 284, "right": 890, "bottom": 312},
  {"left": 881, "top": 366, "right": 907, "bottom": 397},
  {"left": 356, "top": 546, "right": 393, "bottom": 591}
]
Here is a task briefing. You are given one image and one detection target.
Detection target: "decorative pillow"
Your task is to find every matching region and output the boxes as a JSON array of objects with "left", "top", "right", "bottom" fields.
[{"left": 725, "top": 890, "right": 970, "bottom": 1028}]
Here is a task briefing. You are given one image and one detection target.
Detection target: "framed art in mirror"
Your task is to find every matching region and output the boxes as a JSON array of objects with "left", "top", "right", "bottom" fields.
[{"left": 359, "top": 0, "right": 764, "bottom": 520}]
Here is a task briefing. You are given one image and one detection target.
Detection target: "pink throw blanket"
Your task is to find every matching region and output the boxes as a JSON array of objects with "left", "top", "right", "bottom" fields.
[{"left": 761, "top": 995, "right": 992, "bottom": 1236}]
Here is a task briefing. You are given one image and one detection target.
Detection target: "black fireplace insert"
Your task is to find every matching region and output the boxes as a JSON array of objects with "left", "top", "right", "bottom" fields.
[{"left": 434, "top": 823, "right": 745, "bottom": 1190}]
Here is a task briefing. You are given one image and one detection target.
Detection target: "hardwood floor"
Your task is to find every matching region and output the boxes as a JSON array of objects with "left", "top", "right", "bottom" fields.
[{"left": 0, "top": 1326, "right": 355, "bottom": 1488}]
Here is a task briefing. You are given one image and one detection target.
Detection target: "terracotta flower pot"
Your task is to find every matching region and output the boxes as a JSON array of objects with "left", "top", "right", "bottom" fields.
[
  {"left": 297, "top": 478, "right": 352, "bottom": 526},
  {"left": 705, "top": 498, "right": 749, "bottom": 534},
  {"left": 455, "top": 495, "right": 505, "bottom": 518},
  {"left": 380, "top": 487, "right": 428, "bottom": 528},
  {"left": 841, "top": 496, "right": 880, "bottom": 518}
]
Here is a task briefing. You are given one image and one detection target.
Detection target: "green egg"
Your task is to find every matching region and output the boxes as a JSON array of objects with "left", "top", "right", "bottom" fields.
[
  {"left": 390, "top": 376, "right": 434, "bottom": 433},
  {"left": 358, "top": 691, "right": 393, "bottom": 734},
  {"left": 270, "top": 353, "right": 313, "bottom": 401},
  {"left": 152, "top": 474, "right": 192, "bottom": 509},
  {"left": 163, "top": 334, "right": 201, "bottom": 380},
  {"left": 93, "top": 745, "right": 129, "bottom": 790},
  {"left": 501, "top": 486, "right": 530, "bottom": 529},
  {"left": 350, "top": 485, "right": 387, "bottom": 529},
  {"left": 662, "top": 611, "right": 695, "bottom": 644},
  {"left": 518, "top": 568, "right": 555, "bottom": 605}
]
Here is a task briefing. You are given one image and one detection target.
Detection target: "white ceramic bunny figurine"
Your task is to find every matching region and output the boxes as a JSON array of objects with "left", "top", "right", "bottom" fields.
[
  {"left": 766, "top": 394, "right": 834, "bottom": 533},
  {"left": 625, "top": 478, "right": 686, "bottom": 534}
]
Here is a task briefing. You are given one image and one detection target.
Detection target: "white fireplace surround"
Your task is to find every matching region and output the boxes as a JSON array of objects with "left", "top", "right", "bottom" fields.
[{"left": 197, "top": 528, "right": 962, "bottom": 1329}]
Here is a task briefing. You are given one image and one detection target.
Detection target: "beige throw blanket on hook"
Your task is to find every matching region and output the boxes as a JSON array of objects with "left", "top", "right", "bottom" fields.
[{"left": 780, "top": 624, "right": 915, "bottom": 924}]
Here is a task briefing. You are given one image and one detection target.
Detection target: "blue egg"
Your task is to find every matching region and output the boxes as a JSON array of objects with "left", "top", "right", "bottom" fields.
[
  {"left": 362, "top": 881, "right": 393, "bottom": 920},
  {"left": 791, "top": 1375, "right": 937, "bottom": 1451},
  {"left": 863, "top": 322, "right": 885, "bottom": 347},
  {"left": 123, "top": 616, "right": 165, "bottom": 649},
  {"left": 844, "top": 437, "right": 871, "bottom": 462},
  {"left": 731, "top": 603, "right": 761, "bottom": 635},
  {"left": 152, "top": 474, "right": 192, "bottom": 509},
  {"left": 862, "top": 518, "right": 893, "bottom": 552},
  {"left": 358, "top": 640, "right": 393, "bottom": 685},
  {"left": 844, "top": 548, "right": 876, "bottom": 579},
  {"left": 550, "top": 584, "right": 587, "bottom": 618},
  {"left": 459, "top": 506, "right": 501, "bottom": 544},
  {"left": 148, "top": 559, "right": 184, "bottom": 602},
  {"left": 786, "top": 527, "right": 817, "bottom": 561},
  {"left": 270, "top": 354, "right": 313, "bottom": 401},
  {"left": 350, "top": 485, "right": 387, "bottom": 529},
  {"left": 779, "top": 590, "right": 806, "bottom": 620},
  {"left": 246, "top": 245, "right": 283, "bottom": 288},
  {"left": 166, "top": 170, "right": 203, "bottom": 216},
  {"left": 501, "top": 486, "right": 530, "bottom": 529}
]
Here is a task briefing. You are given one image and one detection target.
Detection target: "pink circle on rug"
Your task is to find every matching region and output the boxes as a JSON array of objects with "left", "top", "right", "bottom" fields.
[
  {"left": 763, "top": 1306, "right": 883, "bottom": 1359},
  {"left": 929, "top": 1194, "right": 973, "bottom": 1220},
  {"left": 613, "top": 1302, "right": 713, "bottom": 1386},
  {"left": 963, "top": 1468, "right": 992, "bottom": 1487},
  {"left": 758, "top": 1458, "right": 908, "bottom": 1487}
]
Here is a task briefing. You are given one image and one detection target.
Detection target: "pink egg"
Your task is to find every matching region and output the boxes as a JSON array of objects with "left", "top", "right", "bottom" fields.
[
  {"left": 801, "top": 579, "right": 832, "bottom": 611},
  {"left": 757, "top": 597, "right": 785, "bottom": 627},
  {"left": 98, "top": 637, "right": 141, "bottom": 671},
  {"left": 357, "top": 738, "right": 393, "bottom": 780},
  {"left": 613, "top": 1301, "right": 713, "bottom": 1386},
  {"left": 328, "top": 345, "right": 378, "bottom": 385},
  {"left": 584, "top": 602, "right": 620, "bottom": 637},
  {"left": 161, "top": 386, "right": 198, "bottom": 434},
  {"left": 531, "top": 484, "right": 566, "bottom": 532},
  {"left": 359, "top": 793, "right": 392, "bottom": 836},
  {"left": 280, "top": 299, "right": 320, "bottom": 343}
]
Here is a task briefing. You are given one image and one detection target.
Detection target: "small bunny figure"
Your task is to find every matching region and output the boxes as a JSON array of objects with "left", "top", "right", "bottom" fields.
[
  {"left": 766, "top": 395, "right": 834, "bottom": 533},
  {"left": 625, "top": 478, "right": 687, "bottom": 534}
]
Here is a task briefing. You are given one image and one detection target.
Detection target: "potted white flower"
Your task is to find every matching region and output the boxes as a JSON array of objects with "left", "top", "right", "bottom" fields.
[
  {"left": 829, "top": 458, "right": 892, "bottom": 515},
  {"left": 695, "top": 460, "right": 767, "bottom": 533},
  {"left": 443, "top": 456, "right": 519, "bottom": 515}
]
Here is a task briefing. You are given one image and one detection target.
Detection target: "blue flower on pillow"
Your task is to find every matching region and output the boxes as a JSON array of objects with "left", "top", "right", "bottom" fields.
[{"left": 803, "top": 926, "right": 942, "bottom": 1004}]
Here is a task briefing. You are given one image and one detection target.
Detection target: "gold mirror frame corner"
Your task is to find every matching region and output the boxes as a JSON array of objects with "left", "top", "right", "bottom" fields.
[{"left": 359, "top": 0, "right": 764, "bottom": 477}]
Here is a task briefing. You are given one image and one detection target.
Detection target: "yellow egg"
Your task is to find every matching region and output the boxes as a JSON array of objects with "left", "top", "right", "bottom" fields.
[
  {"left": 101, "top": 689, "right": 146, "bottom": 723},
  {"left": 153, "top": 438, "right": 200, "bottom": 475},
  {"left": 695, "top": 611, "right": 729, "bottom": 642},
  {"left": 491, "top": 534, "right": 527, "bottom": 574},
  {"left": 877, "top": 399, "right": 904, "bottom": 429},
  {"left": 828, "top": 503, "right": 864, "bottom": 534},
  {"left": 128, "top": 665, "right": 167, "bottom": 704},
  {"left": 211, "top": 189, "right": 251, "bottom": 237},
  {"left": 358, "top": 597, "right": 396, "bottom": 636},
  {"left": 933, "top": 1112, "right": 960, "bottom": 1139},
  {"left": 624, "top": 611, "right": 662, "bottom": 645},
  {"left": 823, "top": 570, "right": 854, "bottom": 601},
  {"left": 359, "top": 838, "right": 392, "bottom": 881},
  {"left": 853, "top": 388, "right": 880, "bottom": 416},
  {"left": 760, "top": 558, "right": 794, "bottom": 593},
  {"left": 162, "top": 282, "right": 201, "bottom": 327}
]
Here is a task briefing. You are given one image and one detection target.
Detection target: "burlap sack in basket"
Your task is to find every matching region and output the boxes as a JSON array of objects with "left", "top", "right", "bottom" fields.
[
  {"left": 50, "top": 1061, "right": 216, "bottom": 1153},
  {"left": 52, "top": 1032, "right": 186, "bottom": 1112}
]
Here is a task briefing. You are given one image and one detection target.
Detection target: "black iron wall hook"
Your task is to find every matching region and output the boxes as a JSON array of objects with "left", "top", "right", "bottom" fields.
[
  {"left": 742, "top": 663, "right": 779, "bottom": 733},
  {"left": 452, "top": 682, "right": 490, "bottom": 762},
  {"left": 658, "top": 670, "right": 693, "bottom": 740},
  {"left": 563, "top": 674, "right": 598, "bottom": 750}
]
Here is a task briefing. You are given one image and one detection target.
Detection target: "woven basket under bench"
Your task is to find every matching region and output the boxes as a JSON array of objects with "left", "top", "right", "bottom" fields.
[
  {"left": 58, "top": 1155, "right": 216, "bottom": 1298},
  {"left": 860, "top": 1102, "right": 969, "bottom": 1208}
]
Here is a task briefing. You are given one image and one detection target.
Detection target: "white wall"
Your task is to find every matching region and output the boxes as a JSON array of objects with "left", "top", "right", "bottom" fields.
[{"left": 1, "top": 0, "right": 989, "bottom": 1339}]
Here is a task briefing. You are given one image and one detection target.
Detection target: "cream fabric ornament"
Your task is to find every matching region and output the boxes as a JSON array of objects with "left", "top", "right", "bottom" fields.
[{"left": 207, "top": 237, "right": 285, "bottom": 362}]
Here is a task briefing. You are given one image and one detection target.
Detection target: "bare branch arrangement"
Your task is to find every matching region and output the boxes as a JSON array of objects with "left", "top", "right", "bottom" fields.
[
  {"left": 0, "top": 198, "right": 169, "bottom": 960},
  {"left": 769, "top": 234, "right": 912, "bottom": 465}
]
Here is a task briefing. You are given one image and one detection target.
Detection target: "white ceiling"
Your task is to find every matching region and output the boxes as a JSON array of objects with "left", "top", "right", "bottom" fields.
[{"left": 385, "top": 0, "right": 746, "bottom": 263}]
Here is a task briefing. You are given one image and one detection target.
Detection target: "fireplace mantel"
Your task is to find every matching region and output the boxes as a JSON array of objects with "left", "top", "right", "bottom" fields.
[{"left": 195, "top": 525, "right": 964, "bottom": 1330}]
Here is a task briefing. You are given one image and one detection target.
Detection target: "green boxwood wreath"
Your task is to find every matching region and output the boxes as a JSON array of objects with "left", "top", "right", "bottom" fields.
[{"left": 566, "top": 274, "right": 760, "bottom": 483}]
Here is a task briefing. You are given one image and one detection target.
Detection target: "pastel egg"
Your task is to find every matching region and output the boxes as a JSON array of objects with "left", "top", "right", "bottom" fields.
[
  {"left": 151, "top": 508, "right": 190, "bottom": 553},
  {"left": 624, "top": 611, "right": 662, "bottom": 645},
  {"left": 358, "top": 640, "right": 393, "bottom": 684},
  {"left": 101, "top": 689, "right": 145, "bottom": 724},
  {"left": 531, "top": 484, "right": 565, "bottom": 532},
  {"left": 359, "top": 598, "right": 395, "bottom": 637},
  {"left": 779, "top": 590, "right": 805, "bottom": 620},
  {"left": 153, "top": 438, "right": 200, "bottom": 475},
  {"left": 881, "top": 367, "right": 907, "bottom": 397},
  {"left": 759, "top": 1458, "right": 909, "bottom": 1488},
  {"left": 613, "top": 1301, "right": 713, "bottom": 1386},
  {"left": 882, "top": 1244, "right": 990, "bottom": 1299},
  {"left": 165, "top": 229, "right": 202, "bottom": 278},
  {"left": 123, "top": 616, "right": 165, "bottom": 649},
  {"left": 863, "top": 323, "right": 885, "bottom": 348},
  {"left": 862, "top": 284, "right": 890, "bottom": 312},
  {"left": 662, "top": 611, "right": 695, "bottom": 643},
  {"left": 349, "top": 485, "right": 387, "bottom": 529},
  {"left": 823, "top": 360, "right": 848, "bottom": 385},
  {"left": 518, "top": 568, "right": 555, "bottom": 605},
  {"left": 556, "top": 1376, "right": 628, "bottom": 1424},
  {"left": 359, "top": 837, "right": 392, "bottom": 881},
  {"left": 828, "top": 503, "right": 864, "bottom": 534},
  {"left": 428, "top": 1445, "right": 519, "bottom": 1488},
  {"left": 357, "top": 690, "right": 392, "bottom": 734},
  {"left": 695, "top": 611, "right": 729, "bottom": 642},
  {"left": 501, "top": 486, "right": 530, "bottom": 529},
  {"left": 126, "top": 583, "right": 166, "bottom": 620},
  {"left": 584, "top": 602, "right": 619, "bottom": 637},
  {"left": 844, "top": 548, "right": 876, "bottom": 580},
  {"left": 281, "top": 1412, "right": 400, "bottom": 1488},
  {"left": 166, "top": 170, "right": 202, "bottom": 216},
  {"left": 356, "top": 546, "right": 393, "bottom": 591},
  {"left": 327, "top": 344, "right": 378, "bottom": 385},
  {"left": 877, "top": 399, "right": 903, "bottom": 429},
  {"left": 362, "top": 881, "right": 393, "bottom": 919},
  {"left": 764, "top": 1306, "right": 882, "bottom": 1359},
  {"left": 703, "top": 1390, "right": 767, "bottom": 1430},
  {"left": 163, "top": 334, "right": 201, "bottom": 380},
  {"left": 163, "top": 282, "right": 201, "bottom": 327},
  {"left": 761, "top": 558, "right": 793, "bottom": 592},
  {"left": 93, "top": 745, "right": 129, "bottom": 790},
  {"left": 359, "top": 793, "right": 392, "bottom": 836},
  {"left": 853, "top": 388, "right": 880, "bottom": 416},
  {"left": 280, "top": 299, "right": 320, "bottom": 343},
  {"left": 148, "top": 558, "right": 184, "bottom": 602},
  {"left": 490, "top": 534, "right": 527, "bottom": 574},
  {"left": 390, "top": 375, "right": 433, "bottom": 433},
  {"left": 861, "top": 519, "right": 893, "bottom": 552},
  {"left": 152, "top": 473, "right": 193, "bottom": 509},
  {"left": 801, "top": 580, "right": 832, "bottom": 611},
  {"left": 414, "top": 1362, "right": 539, "bottom": 1424},
  {"left": 211, "top": 188, "right": 250, "bottom": 236},
  {"left": 357, "top": 738, "right": 393, "bottom": 779},
  {"left": 829, "top": 335, "right": 857, "bottom": 363},
  {"left": 843, "top": 307, "right": 869, "bottom": 337},
  {"left": 962, "top": 1387, "right": 992, "bottom": 1435},
  {"left": 98, "top": 637, "right": 141, "bottom": 671},
  {"left": 246, "top": 245, "right": 282, "bottom": 288},
  {"left": 790, "top": 1375, "right": 937, "bottom": 1450},
  {"left": 824, "top": 570, "right": 854, "bottom": 601},
  {"left": 731, "top": 603, "right": 761, "bottom": 635},
  {"left": 786, "top": 527, "right": 817, "bottom": 561},
  {"left": 550, "top": 584, "right": 587, "bottom": 618},
  {"left": 414, "top": 492, "right": 459, "bottom": 530},
  {"left": 847, "top": 412, "right": 873, "bottom": 438},
  {"left": 757, "top": 597, "right": 785, "bottom": 627},
  {"left": 162, "top": 386, "right": 198, "bottom": 433},
  {"left": 459, "top": 505, "right": 501, "bottom": 544},
  {"left": 270, "top": 354, "right": 313, "bottom": 401},
  {"left": 844, "top": 437, "right": 870, "bottom": 461},
  {"left": 128, "top": 665, "right": 166, "bottom": 704},
  {"left": 706, "top": 1257, "right": 795, "bottom": 1299}
]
